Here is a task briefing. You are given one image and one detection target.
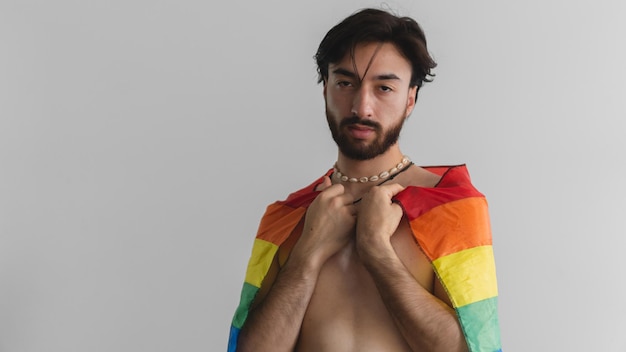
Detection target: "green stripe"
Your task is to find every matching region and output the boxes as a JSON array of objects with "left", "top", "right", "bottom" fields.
[
  {"left": 232, "top": 282, "right": 259, "bottom": 329},
  {"left": 456, "top": 296, "right": 501, "bottom": 352}
]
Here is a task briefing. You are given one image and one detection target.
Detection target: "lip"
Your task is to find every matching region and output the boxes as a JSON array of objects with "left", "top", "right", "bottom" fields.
[{"left": 347, "top": 124, "right": 375, "bottom": 139}]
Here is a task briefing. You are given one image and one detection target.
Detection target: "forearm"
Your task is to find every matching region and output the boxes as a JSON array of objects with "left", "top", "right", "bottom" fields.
[
  {"left": 361, "top": 243, "right": 468, "bottom": 352},
  {"left": 237, "top": 255, "right": 320, "bottom": 352}
]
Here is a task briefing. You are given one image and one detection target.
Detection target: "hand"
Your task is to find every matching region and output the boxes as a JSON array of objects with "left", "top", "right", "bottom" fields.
[
  {"left": 291, "top": 176, "right": 356, "bottom": 267},
  {"left": 314, "top": 175, "right": 333, "bottom": 192},
  {"left": 355, "top": 183, "right": 405, "bottom": 258}
]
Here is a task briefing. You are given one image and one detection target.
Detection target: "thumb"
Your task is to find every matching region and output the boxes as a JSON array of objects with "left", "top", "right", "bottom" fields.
[
  {"left": 384, "top": 182, "right": 406, "bottom": 197},
  {"left": 315, "top": 176, "right": 333, "bottom": 192}
]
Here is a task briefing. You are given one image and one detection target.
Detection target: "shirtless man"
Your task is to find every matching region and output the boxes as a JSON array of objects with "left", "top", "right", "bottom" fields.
[{"left": 229, "top": 8, "right": 500, "bottom": 352}]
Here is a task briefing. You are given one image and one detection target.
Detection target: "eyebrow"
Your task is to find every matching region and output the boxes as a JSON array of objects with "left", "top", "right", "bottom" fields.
[{"left": 331, "top": 68, "right": 401, "bottom": 81}]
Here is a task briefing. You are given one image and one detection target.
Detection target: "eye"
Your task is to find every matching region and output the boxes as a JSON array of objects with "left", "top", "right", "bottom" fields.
[
  {"left": 337, "top": 80, "right": 353, "bottom": 88},
  {"left": 380, "top": 85, "right": 393, "bottom": 92}
]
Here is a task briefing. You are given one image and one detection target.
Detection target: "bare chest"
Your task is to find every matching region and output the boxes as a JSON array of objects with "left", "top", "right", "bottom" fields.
[{"left": 295, "top": 219, "right": 434, "bottom": 352}]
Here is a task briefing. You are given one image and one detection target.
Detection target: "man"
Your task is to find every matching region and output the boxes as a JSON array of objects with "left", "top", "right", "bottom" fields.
[{"left": 228, "top": 8, "right": 501, "bottom": 352}]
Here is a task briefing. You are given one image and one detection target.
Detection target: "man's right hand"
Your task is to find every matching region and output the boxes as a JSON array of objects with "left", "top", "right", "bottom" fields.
[{"left": 290, "top": 176, "right": 356, "bottom": 268}]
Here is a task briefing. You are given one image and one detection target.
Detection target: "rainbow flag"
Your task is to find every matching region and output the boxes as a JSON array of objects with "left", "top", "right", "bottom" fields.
[{"left": 228, "top": 164, "right": 501, "bottom": 352}]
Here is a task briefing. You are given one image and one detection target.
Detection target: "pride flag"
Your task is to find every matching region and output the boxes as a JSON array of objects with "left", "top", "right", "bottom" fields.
[{"left": 228, "top": 164, "right": 501, "bottom": 352}]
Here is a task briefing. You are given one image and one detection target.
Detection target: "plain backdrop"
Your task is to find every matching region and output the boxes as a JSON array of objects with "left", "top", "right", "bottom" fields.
[{"left": 1, "top": 0, "right": 625, "bottom": 351}]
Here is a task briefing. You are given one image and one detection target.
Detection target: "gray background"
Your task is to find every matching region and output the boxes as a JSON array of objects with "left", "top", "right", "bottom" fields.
[{"left": 1, "top": 0, "right": 625, "bottom": 351}]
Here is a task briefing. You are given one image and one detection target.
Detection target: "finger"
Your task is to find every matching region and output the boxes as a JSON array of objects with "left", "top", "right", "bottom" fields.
[
  {"left": 336, "top": 191, "right": 356, "bottom": 205},
  {"left": 349, "top": 203, "right": 358, "bottom": 216},
  {"left": 317, "top": 183, "right": 345, "bottom": 198},
  {"left": 380, "top": 182, "right": 406, "bottom": 197},
  {"left": 315, "top": 176, "right": 332, "bottom": 192},
  {"left": 390, "top": 201, "right": 404, "bottom": 214}
]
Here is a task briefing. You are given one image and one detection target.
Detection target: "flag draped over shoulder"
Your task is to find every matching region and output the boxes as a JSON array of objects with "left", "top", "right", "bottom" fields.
[
  {"left": 394, "top": 165, "right": 501, "bottom": 351},
  {"left": 228, "top": 165, "right": 501, "bottom": 352},
  {"left": 227, "top": 171, "right": 329, "bottom": 352}
]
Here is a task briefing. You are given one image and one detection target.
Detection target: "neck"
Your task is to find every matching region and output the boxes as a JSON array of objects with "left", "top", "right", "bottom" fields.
[
  {"left": 335, "top": 147, "right": 405, "bottom": 180},
  {"left": 332, "top": 148, "right": 411, "bottom": 200}
]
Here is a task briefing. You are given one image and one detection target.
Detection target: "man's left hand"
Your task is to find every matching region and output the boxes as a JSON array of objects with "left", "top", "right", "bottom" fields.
[{"left": 355, "top": 183, "right": 405, "bottom": 257}]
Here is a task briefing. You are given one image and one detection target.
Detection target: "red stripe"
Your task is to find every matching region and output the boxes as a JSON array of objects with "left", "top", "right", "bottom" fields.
[
  {"left": 394, "top": 165, "right": 484, "bottom": 221},
  {"left": 280, "top": 170, "right": 333, "bottom": 208}
]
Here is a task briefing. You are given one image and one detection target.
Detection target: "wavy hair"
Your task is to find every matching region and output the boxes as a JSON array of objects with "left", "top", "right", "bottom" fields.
[{"left": 315, "top": 8, "right": 437, "bottom": 97}]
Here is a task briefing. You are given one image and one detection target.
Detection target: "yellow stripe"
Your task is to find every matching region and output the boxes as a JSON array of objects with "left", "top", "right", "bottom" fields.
[
  {"left": 433, "top": 245, "right": 498, "bottom": 307},
  {"left": 244, "top": 239, "right": 278, "bottom": 288}
]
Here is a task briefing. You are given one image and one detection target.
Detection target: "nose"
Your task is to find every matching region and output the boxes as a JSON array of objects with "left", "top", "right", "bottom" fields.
[{"left": 351, "top": 88, "right": 374, "bottom": 118}]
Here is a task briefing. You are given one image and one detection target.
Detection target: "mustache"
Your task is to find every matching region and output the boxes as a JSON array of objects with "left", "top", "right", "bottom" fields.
[{"left": 340, "top": 116, "right": 381, "bottom": 129}]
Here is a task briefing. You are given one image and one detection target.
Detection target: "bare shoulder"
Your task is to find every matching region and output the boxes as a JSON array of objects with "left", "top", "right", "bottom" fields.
[{"left": 396, "top": 165, "right": 442, "bottom": 188}]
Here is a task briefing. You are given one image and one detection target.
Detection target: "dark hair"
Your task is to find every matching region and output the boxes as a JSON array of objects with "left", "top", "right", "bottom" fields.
[{"left": 315, "top": 8, "right": 436, "bottom": 92}]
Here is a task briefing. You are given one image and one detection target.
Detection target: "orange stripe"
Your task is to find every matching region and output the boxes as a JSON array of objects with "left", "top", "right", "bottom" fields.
[
  {"left": 256, "top": 203, "right": 306, "bottom": 246},
  {"left": 408, "top": 197, "right": 492, "bottom": 260},
  {"left": 278, "top": 219, "right": 304, "bottom": 267}
]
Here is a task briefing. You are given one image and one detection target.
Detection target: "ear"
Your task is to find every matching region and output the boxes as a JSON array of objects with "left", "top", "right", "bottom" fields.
[
  {"left": 322, "top": 79, "right": 328, "bottom": 97},
  {"left": 405, "top": 85, "right": 418, "bottom": 116}
]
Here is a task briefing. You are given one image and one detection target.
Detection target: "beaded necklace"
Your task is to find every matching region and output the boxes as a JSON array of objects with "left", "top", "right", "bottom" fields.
[
  {"left": 330, "top": 157, "right": 414, "bottom": 205},
  {"left": 333, "top": 155, "right": 412, "bottom": 183}
]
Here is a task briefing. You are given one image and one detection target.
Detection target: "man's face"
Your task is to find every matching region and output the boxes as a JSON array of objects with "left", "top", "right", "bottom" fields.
[{"left": 324, "top": 42, "right": 417, "bottom": 160}]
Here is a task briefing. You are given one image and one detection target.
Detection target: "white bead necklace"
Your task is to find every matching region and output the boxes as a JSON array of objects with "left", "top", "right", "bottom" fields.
[{"left": 333, "top": 156, "right": 411, "bottom": 183}]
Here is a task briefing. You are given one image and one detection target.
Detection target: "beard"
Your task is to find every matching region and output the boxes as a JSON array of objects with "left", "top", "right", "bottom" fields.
[{"left": 326, "top": 107, "right": 406, "bottom": 161}]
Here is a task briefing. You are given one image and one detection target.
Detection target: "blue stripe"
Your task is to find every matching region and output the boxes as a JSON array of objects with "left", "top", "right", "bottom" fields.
[{"left": 227, "top": 325, "right": 239, "bottom": 352}]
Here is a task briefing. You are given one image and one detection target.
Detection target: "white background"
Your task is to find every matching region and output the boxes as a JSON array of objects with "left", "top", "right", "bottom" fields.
[{"left": 1, "top": 0, "right": 625, "bottom": 351}]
